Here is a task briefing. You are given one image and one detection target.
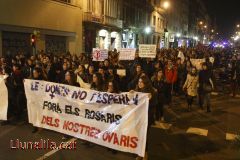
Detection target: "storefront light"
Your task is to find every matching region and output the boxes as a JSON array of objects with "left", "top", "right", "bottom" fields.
[
  {"left": 99, "top": 29, "right": 107, "bottom": 37},
  {"left": 176, "top": 33, "right": 181, "bottom": 37},
  {"left": 111, "top": 32, "right": 117, "bottom": 38}
]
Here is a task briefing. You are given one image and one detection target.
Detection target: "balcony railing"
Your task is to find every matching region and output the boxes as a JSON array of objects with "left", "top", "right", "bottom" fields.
[
  {"left": 83, "top": 12, "right": 123, "bottom": 29},
  {"left": 103, "top": 15, "right": 123, "bottom": 29},
  {"left": 83, "top": 12, "right": 103, "bottom": 24}
]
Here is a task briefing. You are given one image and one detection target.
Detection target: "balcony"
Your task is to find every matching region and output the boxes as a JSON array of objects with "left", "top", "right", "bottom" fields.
[
  {"left": 83, "top": 12, "right": 103, "bottom": 24},
  {"left": 83, "top": 13, "right": 123, "bottom": 29},
  {"left": 103, "top": 15, "right": 123, "bottom": 29}
]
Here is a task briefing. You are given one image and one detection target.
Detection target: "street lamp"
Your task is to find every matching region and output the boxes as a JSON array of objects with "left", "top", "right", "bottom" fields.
[
  {"left": 237, "top": 24, "right": 240, "bottom": 28},
  {"left": 204, "top": 25, "right": 207, "bottom": 29},
  {"left": 145, "top": 27, "right": 151, "bottom": 34},
  {"left": 234, "top": 36, "right": 239, "bottom": 41},
  {"left": 163, "top": 1, "right": 170, "bottom": 9},
  {"left": 199, "top": 21, "right": 203, "bottom": 25},
  {"left": 211, "top": 29, "right": 214, "bottom": 33}
]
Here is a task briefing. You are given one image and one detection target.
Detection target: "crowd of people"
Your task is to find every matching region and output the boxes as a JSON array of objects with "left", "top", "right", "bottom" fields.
[{"left": 0, "top": 45, "right": 240, "bottom": 159}]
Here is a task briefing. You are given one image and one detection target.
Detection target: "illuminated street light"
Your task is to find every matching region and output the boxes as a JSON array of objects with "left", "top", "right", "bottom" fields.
[
  {"left": 194, "top": 36, "right": 198, "bottom": 41},
  {"left": 176, "top": 33, "right": 181, "bottom": 37},
  {"left": 234, "top": 36, "right": 239, "bottom": 41},
  {"left": 145, "top": 27, "right": 151, "bottom": 34},
  {"left": 163, "top": 1, "right": 170, "bottom": 9},
  {"left": 211, "top": 29, "right": 214, "bottom": 33},
  {"left": 237, "top": 24, "right": 240, "bottom": 28},
  {"left": 204, "top": 25, "right": 207, "bottom": 28},
  {"left": 199, "top": 21, "right": 203, "bottom": 25}
]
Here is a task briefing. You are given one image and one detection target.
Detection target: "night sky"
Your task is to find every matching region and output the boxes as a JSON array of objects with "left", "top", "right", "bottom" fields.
[{"left": 202, "top": 0, "right": 240, "bottom": 39}]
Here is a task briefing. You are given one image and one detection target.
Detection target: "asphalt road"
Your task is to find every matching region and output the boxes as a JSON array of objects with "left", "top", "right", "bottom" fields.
[{"left": 0, "top": 94, "right": 240, "bottom": 160}]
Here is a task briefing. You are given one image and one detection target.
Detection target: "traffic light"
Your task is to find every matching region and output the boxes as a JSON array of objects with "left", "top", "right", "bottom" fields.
[{"left": 31, "top": 34, "right": 36, "bottom": 47}]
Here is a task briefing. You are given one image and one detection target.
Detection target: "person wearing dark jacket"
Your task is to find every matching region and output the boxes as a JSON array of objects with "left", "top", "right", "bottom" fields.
[
  {"left": 6, "top": 64, "right": 25, "bottom": 121},
  {"left": 230, "top": 58, "right": 240, "bottom": 97},
  {"left": 128, "top": 64, "right": 143, "bottom": 90},
  {"left": 22, "top": 59, "right": 35, "bottom": 79},
  {"left": 152, "top": 69, "right": 166, "bottom": 122},
  {"left": 58, "top": 62, "right": 68, "bottom": 83},
  {"left": 86, "top": 65, "right": 95, "bottom": 84},
  {"left": 91, "top": 73, "right": 105, "bottom": 91},
  {"left": 198, "top": 63, "right": 214, "bottom": 112},
  {"left": 63, "top": 71, "right": 80, "bottom": 87}
]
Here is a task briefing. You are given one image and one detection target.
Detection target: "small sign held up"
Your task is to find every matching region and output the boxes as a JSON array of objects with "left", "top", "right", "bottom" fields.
[
  {"left": 119, "top": 48, "right": 136, "bottom": 60},
  {"left": 139, "top": 44, "right": 156, "bottom": 58},
  {"left": 92, "top": 48, "right": 108, "bottom": 61},
  {"left": 117, "top": 69, "right": 126, "bottom": 77}
]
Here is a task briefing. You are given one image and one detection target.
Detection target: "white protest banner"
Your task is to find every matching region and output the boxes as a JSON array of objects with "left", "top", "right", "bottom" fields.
[
  {"left": 24, "top": 79, "right": 149, "bottom": 157},
  {"left": 139, "top": 44, "right": 156, "bottom": 58},
  {"left": 0, "top": 75, "right": 8, "bottom": 120},
  {"left": 190, "top": 59, "right": 205, "bottom": 70},
  {"left": 77, "top": 75, "right": 91, "bottom": 89},
  {"left": 92, "top": 48, "right": 108, "bottom": 61},
  {"left": 119, "top": 48, "right": 136, "bottom": 60}
]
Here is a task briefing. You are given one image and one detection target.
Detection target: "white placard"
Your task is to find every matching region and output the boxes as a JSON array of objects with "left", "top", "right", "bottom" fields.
[
  {"left": 119, "top": 48, "right": 136, "bottom": 60},
  {"left": 139, "top": 44, "right": 156, "bottom": 58},
  {"left": 117, "top": 69, "right": 126, "bottom": 77},
  {"left": 92, "top": 48, "right": 108, "bottom": 61}
]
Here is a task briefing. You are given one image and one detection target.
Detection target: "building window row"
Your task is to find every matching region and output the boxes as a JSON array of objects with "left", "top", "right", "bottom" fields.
[
  {"left": 153, "top": 15, "right": 164, "bottom": 29},
  {"left": 52, "top": 0, "right": 71, "bottom": 4}
]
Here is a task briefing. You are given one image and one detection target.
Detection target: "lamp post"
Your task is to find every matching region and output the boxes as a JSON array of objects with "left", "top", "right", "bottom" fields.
[
  {"left": 163, "top": 1, "right": 170, "bottom": 9},
  {"left": 162, "top": 0, "right": 170, "bottom": 48}
]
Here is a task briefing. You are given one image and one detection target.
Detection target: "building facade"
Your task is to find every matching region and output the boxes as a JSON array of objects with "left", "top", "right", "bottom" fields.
[
  {"left": 122, "top": 0, "right": 166, "bottom": 49},
  {"left": 188, "top": 0, "right": 212, "bottom": 46},
  {"left": 0, "top": 0, "right": 83, "bottom": 56},
  {"left": 166, "top": 0, "right": 189, "bottom": 48},
  {"left": 149, "top": 0, "right": 166, "bottom": 48},
  {"left": 82, "top": 0, "right": 123, "bottom": 54}
]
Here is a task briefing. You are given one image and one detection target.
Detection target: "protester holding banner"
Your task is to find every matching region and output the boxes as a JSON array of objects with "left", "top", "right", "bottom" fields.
[
  {"left": 128, "top": 64, "right": 144, "bottom": 90},
  {"left": 32, "top": 67, "right": 45, "bottom": 133},
  {"left": 134, "top": 75, "right": 157, "bottom": 160},
  {"left": 86, "top": 64, "right": 95, "bottom": 84},
  {"left": 91, "top": 73, "right": 105, "bottom": 91},
  {"left": 63, "top": 71, "right": 80, "bottom": 87},
  {"left": 75, "top": 64, "right": 87, "bottom": 82}
]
